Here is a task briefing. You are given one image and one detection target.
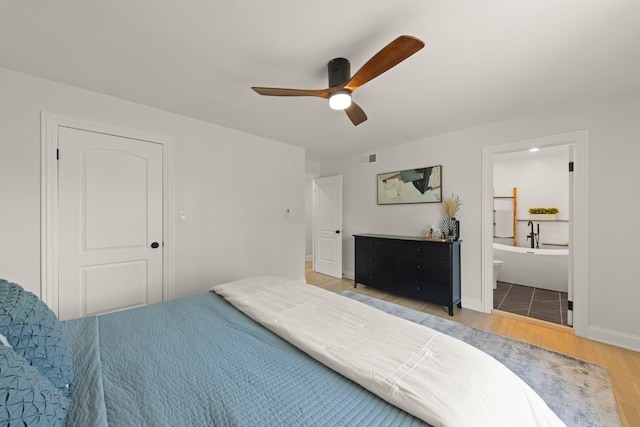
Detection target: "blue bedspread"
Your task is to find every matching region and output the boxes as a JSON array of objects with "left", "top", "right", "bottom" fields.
[{"left": 63, "top": 293, "right": 427, "bottom": 426}]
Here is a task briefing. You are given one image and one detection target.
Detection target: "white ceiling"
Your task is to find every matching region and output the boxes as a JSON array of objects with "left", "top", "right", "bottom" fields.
[{"left": 2, "top": 1, "right": 639, "bottom": 161}]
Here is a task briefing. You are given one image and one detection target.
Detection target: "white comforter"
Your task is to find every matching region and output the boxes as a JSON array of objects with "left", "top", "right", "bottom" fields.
[{"left": 212, "top": 277, "right": 565, "bottom": 427}]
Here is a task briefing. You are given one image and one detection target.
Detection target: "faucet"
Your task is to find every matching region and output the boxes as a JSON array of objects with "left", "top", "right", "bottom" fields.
[{"left": 527, "top": 221, "right": 540, "bottom": 249}]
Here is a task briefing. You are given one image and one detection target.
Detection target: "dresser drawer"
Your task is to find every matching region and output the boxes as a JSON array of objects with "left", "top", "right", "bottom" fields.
[
  {"left": 354, "top": 271, "right": 394, "bottom": 292},
  {"left": 356, "top": 249, "right": 393, "bottom": 268},
  {"left": 356, "top": 236, "right": 395, "bottom": 253},
  {"left": 393, "top": 241, "right": 449, "bottom": 259},
  {"left": 354, "top": 250, "right": 394, "bottom": 291},
  {"left": 394, "top": 256, "right": 450, "bottom": 282},
  {"left": 397, "top": 280, "right": 450, "bottom": 306}
]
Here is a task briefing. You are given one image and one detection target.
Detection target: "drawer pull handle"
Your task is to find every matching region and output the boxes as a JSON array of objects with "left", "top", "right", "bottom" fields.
[
  {"left": 370, "top": 257, "right": 375, "bottom": 261},
  {"left": 416, "top": 265, "right": 421, "bottom": 269},
  {"left": 369, "top": 275, "right": 375, "bottom": 280},
  {"left": 417, "top": 248, "right": 421, "bottom": 252},
  {"left": 417, "top": 286, "right": 422, "bottom": 290}
]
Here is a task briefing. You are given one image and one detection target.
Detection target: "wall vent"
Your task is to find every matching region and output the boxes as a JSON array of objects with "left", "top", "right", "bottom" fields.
[{"left": 361, "top": 153, "right": 377, "bottom": 164}]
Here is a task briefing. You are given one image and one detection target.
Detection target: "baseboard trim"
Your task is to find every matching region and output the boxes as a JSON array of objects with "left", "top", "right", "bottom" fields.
[
  {"left": 588, "top": 325, "right": 640, "bottom": 352},
  {"left": 461, "top": 298, "right": 483, "bottom": 312}
]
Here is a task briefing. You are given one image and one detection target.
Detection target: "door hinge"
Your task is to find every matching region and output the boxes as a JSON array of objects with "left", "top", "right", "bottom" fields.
[
  {"left": 568, "top": 161, "right": 574, "bottom": 172},
  {"left": 56, "top": 149, "right": 59, "bottom": 160}
]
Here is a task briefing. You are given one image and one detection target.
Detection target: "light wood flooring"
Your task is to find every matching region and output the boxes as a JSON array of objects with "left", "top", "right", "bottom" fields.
[{"left": 305, "top": 261, "right": 640, "bottom": 427}]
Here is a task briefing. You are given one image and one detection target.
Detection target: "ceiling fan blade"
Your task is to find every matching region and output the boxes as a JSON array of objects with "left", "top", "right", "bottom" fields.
[
  {"left": 345, "top": 101, "right": 367, "bottom": 126},
  {"left": 251, "top": 87, "right": 330, "bottom": 99},
  {"left": 344, "top": 35, "right": 425, "bottom": 92}
]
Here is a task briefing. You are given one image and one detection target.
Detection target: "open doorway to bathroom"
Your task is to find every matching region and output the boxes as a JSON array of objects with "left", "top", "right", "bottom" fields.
[
  {"left": 482, "top": 130, "right": 589, "bottom": 337},
  {"left": 492, "top": 146, "right": 570, "bottom": 326}
]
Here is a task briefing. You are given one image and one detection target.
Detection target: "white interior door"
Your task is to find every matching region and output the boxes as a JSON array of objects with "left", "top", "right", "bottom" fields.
[
  {"left": 313, "top": 175, "right": 342, "bottom": 278},
  {"left": 57, "top": 126, "right": 163, "bottom": 320}
]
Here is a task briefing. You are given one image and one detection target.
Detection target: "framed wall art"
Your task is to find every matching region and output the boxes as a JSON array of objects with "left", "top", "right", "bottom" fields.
[{"left": 377, "top": 165, "right": 442, "bottom": 205}]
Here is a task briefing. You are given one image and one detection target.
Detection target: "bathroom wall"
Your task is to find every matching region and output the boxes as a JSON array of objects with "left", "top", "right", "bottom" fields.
[{"left": 493, "top": 146, "right": 569, "bottom": 247}]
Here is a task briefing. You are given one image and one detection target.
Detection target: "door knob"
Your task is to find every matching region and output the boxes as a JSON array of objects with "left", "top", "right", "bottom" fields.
[{"left": 151, "top": 242, "right": 160, "bottom": 249}]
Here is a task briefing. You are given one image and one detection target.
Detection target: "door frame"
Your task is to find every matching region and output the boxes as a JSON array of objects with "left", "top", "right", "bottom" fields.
[
  {"left": 481, "top": 129, "right": 589, "bottom": 337},
  {"left": 41, "top": 112, "right": 174, "bottom": 315}
]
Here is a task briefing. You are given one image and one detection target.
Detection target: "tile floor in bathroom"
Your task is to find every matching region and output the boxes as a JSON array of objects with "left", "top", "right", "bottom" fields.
[{"left": 493, "top": 281, "right": 569, "bottom": 326}]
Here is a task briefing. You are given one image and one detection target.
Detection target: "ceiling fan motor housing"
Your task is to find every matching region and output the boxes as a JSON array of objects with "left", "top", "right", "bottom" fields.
[{"left": 328, "top": 58, "right": 350, "bottom": 87}]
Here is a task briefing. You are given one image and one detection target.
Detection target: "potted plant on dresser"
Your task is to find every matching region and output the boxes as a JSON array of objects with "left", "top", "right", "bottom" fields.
[{"left": 442, "top": 194, "right": 463, "bottom": 241}]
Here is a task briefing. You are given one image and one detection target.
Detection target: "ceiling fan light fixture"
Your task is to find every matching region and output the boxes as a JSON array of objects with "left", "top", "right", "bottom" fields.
[
  {"left": 251, "top": 35, "right": 425, "bottom": 125},
  {"left": 329, "top": 90, "right": 352, "bottom": 110}
]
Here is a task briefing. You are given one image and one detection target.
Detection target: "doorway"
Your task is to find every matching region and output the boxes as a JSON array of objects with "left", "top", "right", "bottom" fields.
[
  {"left": 492, "top": 146, "right": 570, "bottom": 326},
  {"left": 481, "top": 130, "right": 589, "bottom": 337},
  {"left": 41, "top": 113, "right": 174, "bottom": 319}
]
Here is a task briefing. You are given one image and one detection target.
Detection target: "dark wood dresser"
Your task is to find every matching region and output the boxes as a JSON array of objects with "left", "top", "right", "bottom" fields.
[{"left": 354, "top": 234, "right": 461, "bottom": 315}]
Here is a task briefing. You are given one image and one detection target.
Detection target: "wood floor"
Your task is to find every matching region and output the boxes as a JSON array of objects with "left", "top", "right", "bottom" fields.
[{"left": 305, "top": 261, "right": 640, "bottom": 427}]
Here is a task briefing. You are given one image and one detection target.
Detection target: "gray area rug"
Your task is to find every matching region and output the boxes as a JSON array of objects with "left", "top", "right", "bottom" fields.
[{"left": 340, "top": 291, "right": 620, "bottom": 427}]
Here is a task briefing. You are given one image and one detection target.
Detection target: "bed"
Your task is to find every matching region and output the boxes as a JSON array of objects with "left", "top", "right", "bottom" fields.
[{"left": 0, "top": 277, "right": 565, "bottom": 427}]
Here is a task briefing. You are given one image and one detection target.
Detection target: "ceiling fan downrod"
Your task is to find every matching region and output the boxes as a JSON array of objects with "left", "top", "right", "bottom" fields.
[{"left": 328, "top": 58, "right": 350, "bottom": 87}]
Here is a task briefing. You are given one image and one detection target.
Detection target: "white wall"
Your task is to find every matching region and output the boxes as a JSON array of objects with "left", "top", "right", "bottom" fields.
[
  {"left": 320, "top": 91, "right": 640, "bottom": 351},
  {"left": 0, "top": 68, "right": 306, "bottom": 299},
  {"left": 494, "top": 146, "right": 569, "bottom": 247}
]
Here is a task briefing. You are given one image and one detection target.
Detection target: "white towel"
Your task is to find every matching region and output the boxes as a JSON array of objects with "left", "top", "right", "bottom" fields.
[{"left": 494, "top": 210, "right": 514, "bottom": 237}]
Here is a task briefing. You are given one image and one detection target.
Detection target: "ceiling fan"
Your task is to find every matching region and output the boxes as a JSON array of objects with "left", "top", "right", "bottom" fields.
[{"left": 251, "top": 35, "right": 425, "bottom": 126}]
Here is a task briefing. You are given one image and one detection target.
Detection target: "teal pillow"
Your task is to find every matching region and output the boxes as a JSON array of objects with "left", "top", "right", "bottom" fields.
[
  {"left": 0, "top": 279, "right": 74, "bottom": 397},
  {"left": 0, "top": 346, "right": 69, "bottom": 426}
]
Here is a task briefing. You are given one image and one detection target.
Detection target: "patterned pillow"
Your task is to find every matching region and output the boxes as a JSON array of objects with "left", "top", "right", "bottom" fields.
[
  {"left": 0, "top": 346, "right": 69, "bottom": 426},
  {"left": 0, "top": 279, "right": 74, "bottom": 397}
]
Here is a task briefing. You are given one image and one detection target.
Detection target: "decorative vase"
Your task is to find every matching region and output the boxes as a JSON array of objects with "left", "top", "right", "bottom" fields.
[{"left": 442, "top": 217, "right": 458, "bottom": 240}]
